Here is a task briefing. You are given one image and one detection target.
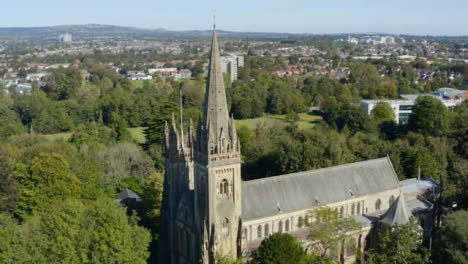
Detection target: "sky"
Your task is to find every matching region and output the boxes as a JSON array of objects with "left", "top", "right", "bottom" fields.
[{"left": 2, "top": 0, "right": 468, "bottom": 35}]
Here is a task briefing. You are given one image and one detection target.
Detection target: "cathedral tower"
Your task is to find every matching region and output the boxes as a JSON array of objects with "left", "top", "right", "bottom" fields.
[
  {"left": 161, "top": 23, "right": 241, "bottom": 264},
  {"left": 194, "top": 24, "right": 242, "bottom": 262}
]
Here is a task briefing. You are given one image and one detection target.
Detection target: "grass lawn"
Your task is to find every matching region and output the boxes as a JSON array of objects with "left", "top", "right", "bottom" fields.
[
  {"left": 42, "top": 127, "right": 147, "bottom": 144},
  {"left": 234, "top": 113, "right": 322, "bottom": 130},
  {"left": 41, "top": 132, "right": 73, "bottom": 141}
]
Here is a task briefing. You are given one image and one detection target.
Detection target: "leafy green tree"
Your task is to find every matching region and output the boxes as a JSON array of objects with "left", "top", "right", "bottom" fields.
[
  {"left": 0, "top": 199, "right": 151, "bottom": 264},
  {"left": 0, "top": 105, "right": 24, "bottom": 139},
  {"left": 0, "top": 154, "right": 18, "bottom": 213},
  {"left": 371, "top": 102, "right": 395, "bottom": 123},
  {"left": 367, "top": 218, "right": 429, "bottom": 264},
  {"left": 450, "top": 101, "right": 468, "bottom": 157},
  {"left": 144, "top": 97, "right": 178, "bottom": 147},
  {"left": 43, "top": 67, "right": 83, "bottom": 100},
  {"left": 437, "top": 210, "right": 468, "bottom": 264},
  {"left": 408, "top": 96, "right": 450, "bottom": 136},
  {"left": 307, "top": 207, "right": 361, "bottom": 263},
  {"left": 251, "top": 233, "right": 308, "bottom": 264},
  {"left": 32, "top": 102, "right": 74, "bottom": 133},
  {"left": 214, "top": 254, "right": 242, "bottom": 264},
  {"left": 14, "top": 152, "right": 81, "bottom": 218},
  {"left": 324, "top": 103, "right": 371, "bottom": 134},
  {"left": 70, "top": 122, "right": 116, "bottom": 146},
  {"left": 98, "top": 142, "right": 154, "bottom": 189},
  {"left": 349, "top": 62, "right": 381, "bottom": 98}
]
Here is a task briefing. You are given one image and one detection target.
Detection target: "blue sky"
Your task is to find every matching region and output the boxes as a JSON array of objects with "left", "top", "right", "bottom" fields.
[{"left": 3, "top": 0, "right": 468, "bottom": 35}]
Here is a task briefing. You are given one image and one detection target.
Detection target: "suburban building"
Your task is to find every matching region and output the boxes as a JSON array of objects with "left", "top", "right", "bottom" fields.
[
  {"left": 149, "top": 67, "right": 178, "bottom": 77},
  {"left": 127, "top": 71, "right": 153, "bottom": 81},
  {"left": 433, "top": 87, "right": 468, "bottom": 100},
  {"left": 59, "top": 33, "right": 72, "bottom": 43},
  {"left": 362, "top": 88, "right": 466, "bottom": 124},
  {"left": 160, "top": 26, "right": 438, "bottom": 264},
  {"left": 221, "top": 54, "right": 244, "bottom": 82}
]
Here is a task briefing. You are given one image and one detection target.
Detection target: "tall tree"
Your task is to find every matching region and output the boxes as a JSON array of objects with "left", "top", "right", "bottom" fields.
[
  {"left": 251, "top": 233, "right": 311, "bottom": 264},
  {"left": 367, "top": 218, "right": 429, "bottom": 264},
  {"left": 408, "top": 96, "right": 450, "bottom": 136},
  {"left": 437, "top": 210, "right": 468, "bottom": 264},
  {"left": 307, "top": 207, "right": 361, "bottom": 263}
]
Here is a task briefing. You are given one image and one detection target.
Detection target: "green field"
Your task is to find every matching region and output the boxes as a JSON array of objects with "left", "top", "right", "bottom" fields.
[
  {"left": 41, "top": 132, "right": 73, "bottom": 141},
  {"left": 41, "top": 113, "right": 319, "bottom": 143},
  {"left": 42, "top": 127, "right": 147, "bottom": 144},
  {"left": 234, "top": 113, "right": 322, "bottom": 130}
]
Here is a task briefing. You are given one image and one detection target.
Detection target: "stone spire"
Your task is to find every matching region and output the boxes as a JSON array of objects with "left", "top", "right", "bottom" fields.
[{"left": 202, "top": 24, "right": 230, "bottom": 143}]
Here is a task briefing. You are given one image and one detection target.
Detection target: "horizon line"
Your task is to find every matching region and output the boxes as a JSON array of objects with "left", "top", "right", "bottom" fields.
[{"left": 0, "top": 23, "right": 467, "bottom": 37}]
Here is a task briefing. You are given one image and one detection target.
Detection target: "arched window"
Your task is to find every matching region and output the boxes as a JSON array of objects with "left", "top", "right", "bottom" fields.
[
  {"left": 243, "top": 228, "right": 248, "bottom": 239},
  {"left": 278, "top": 221, "right": 283, "bottom": 233},
  {"left": 219, "top": 179, "right": 229, "bottom": 195},
  {"left": 257, "top": 225, "right": 262, "bottom": 239},
  {"left": 375, "top": 199, "right": 382, "bottom": 211},
  {"left": 389, "top": 195, "right": 395, "bottom": 207},
  {"left": 222, "top": 218, "right": 230, "bottom": 236},
  {"left": 264, "top": 224, "right": 270, "bottom": 237},
  {"left": 351, "top": 204, "right": 355, "bottom": 215},
  {"left": 285, "top": 219, "right": 290, "bottom": 232},
  {"left": 298, "top": 216, "right": 304, "bottom": 228},
  {"left": 340, "top": 206, "right": 344, "bottom": 218},
  {"left": 346, "top": 237, "right": 356, "bottom": 256},
  {"left": 357, "top": 202, "right": 361, "bottom": 215}
]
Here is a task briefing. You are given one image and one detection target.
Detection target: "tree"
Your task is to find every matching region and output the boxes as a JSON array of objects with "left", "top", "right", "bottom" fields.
[
  {"left": 367, "top": 218, "right": 429, "bottom": 264},
  {"left": 0, "top": 105, "right": 24, "bottom": 139},
  {"left": 0, "top": 154, "right": 18, "bottom": 213},
  {"left": 324, "top": 103, "right": 371, "bottom": 134},
  {"left": 0, "top": 199, "right": 151, "bottom": 264},
  {"left": 144, "top": 97, "right": 178, "bottom": 147},
  {"left": 408, "top": 96, "right": 450, "bottom": 136},
  {"left": 307, "top": 207, "right": 361, "bottom": 263},
  {"left": 371, "top": 102, "right": 395, "bottom": 123},
  {"left": 349, "top": 62, "right": 381, "bottom": 98},
  {"left": 98, "top": 143, "right": 155, "bottom": 188},
  {"left": 14, "top": 152, "right": 81, "bottom": 218},
  {"left": 437, "top": 210, "right": 468, "bottom": 264},
  {"left": 251, "top": 233, "right": 309, "bottom": 264}
]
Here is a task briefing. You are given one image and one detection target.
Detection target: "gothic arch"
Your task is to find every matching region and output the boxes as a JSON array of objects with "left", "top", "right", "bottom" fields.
[
  {"left": 257, "top": 225, "right": 262, "bottom": 239},
  {"left": 389, "top": 195, "right": 395, "bottom": 207},
  {"left": 264, "top": 223, "right": 270, "bottom": 237},
  {"left": 222, "top": 218, "right": 230, "bottom": 236},
  {"left": 375, "top": 198, "right": 382, "bottom": 211}
]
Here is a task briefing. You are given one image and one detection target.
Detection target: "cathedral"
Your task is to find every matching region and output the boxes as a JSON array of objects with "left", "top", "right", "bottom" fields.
[{"left": 159, "top": 25, "right": 438, "bottom": 264}]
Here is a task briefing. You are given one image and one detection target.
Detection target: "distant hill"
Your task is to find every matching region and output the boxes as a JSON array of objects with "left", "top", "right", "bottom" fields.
[{"left": 0, "top": 24, "right": 300, "bottom": 41}]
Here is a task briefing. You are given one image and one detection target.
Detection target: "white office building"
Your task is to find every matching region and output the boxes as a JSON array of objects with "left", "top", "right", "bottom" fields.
[
  {"left": 220, "top": 54, "right": 244, "bottom": 82},
  {"left": 59, "top": 33, "right": 72, "bottom": 43},
  {"left": 362, "top": 95, "right": 462, "bottom": 124}
]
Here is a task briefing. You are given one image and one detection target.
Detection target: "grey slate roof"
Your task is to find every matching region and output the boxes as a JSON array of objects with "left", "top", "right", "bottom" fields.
[
  {"left": 241, "top": 157, "right": 400, "bottom": 221},
  {"left": 114, "top": 189, "right": 141, "bottom": 202},
  {"left": 380, "top": 194, "right": 410, "bottom": 226}
]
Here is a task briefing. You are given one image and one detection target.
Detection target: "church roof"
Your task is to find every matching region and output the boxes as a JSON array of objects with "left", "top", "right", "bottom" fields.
[
  {"left": 380, "top": 193, "right": 411, "bottom": 226},
  {"left": 241, "top": 157, "right": 400, "bottom": 221}
]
